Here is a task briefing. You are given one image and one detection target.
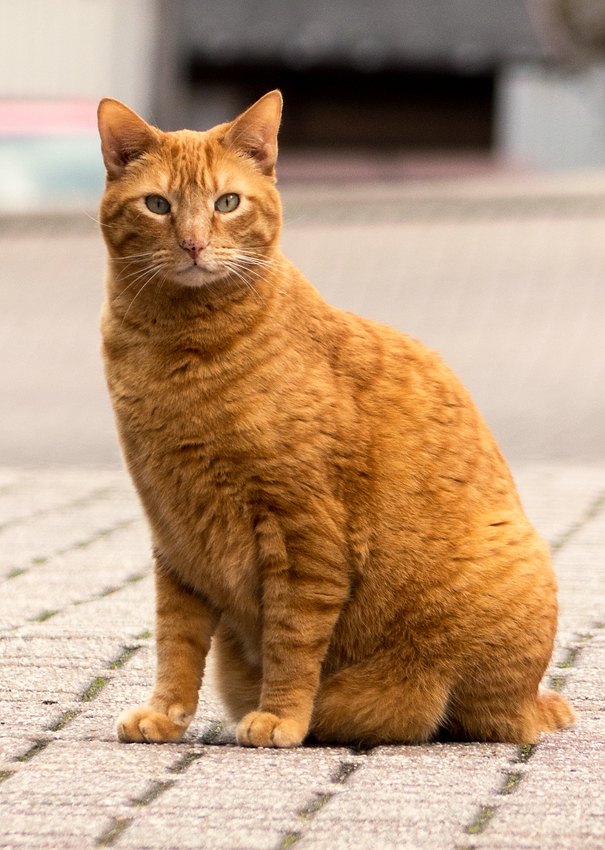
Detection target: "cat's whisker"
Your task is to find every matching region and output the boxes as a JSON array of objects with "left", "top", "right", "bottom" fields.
[
  {"left": 84, "top": 211, "right": 102, "bottom": 225},
  {"left": 117, "top": 257, "right": 174, "bottom": 284},
  {"left": 121, "top": 266, "right": 166, "bottom": 324},
  {"left": 116, "top": 265, "right": 162, "bottom": 290},
  {"left": 118, "top": 260, "right": 170, "bottom": 298},
  {"left": 118, "top": 261, "right": 161, "bottom": 279},
  {"left": 282, "top": 214, "right": 309, "bottom": 226},
  {"left": 234, "top": 257, "right": 275, "bottom": 270},
  {"left": 112, "top": 251, "right": 157, "bottom": 263},
  {"left": 230, "top": 248, "right": 276, "bottom": 263},
  {"left": 225, "top": 253, "right": 271, "bottom": 275},
  {"left": 228, "top": 250, "right": 278, "bottom": 273},
  {"left": 221, "top": 259, "right": 264, "bottom": 300},
  {"left": 86, "top": 211, "right": 120, "bottom": 230}
]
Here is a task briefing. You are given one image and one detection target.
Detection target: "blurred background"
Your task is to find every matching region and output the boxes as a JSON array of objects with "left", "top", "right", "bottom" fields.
[
  {"left": 3, "top": 0, "right": 605, "bottom": 204},
  {"left": 0, "top": 0, "right": 604, "bottom": 466}
]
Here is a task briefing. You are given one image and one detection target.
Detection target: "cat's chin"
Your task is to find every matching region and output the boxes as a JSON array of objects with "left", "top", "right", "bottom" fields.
[{"left": 173, "top": 264, "right": 228, "bottom": 289}]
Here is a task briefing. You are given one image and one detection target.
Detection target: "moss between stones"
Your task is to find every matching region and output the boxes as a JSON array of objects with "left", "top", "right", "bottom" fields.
[
  {"left": 96, "top": 816, "right": 134, "bottom": 847},
  {"left": 108, "top": 645, "right": 141, "bottom": 670},
  {"left": 80, "top": 677, "right": 108, "bottom": 702}
]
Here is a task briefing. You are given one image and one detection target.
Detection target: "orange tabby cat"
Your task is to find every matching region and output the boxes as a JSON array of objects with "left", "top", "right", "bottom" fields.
[{"left": 97, "top": 91, "right": 574, "bottom": 747}]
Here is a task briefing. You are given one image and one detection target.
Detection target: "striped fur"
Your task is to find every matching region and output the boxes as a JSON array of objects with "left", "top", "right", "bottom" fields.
[{"left": 98, "top": 92, "right": 573, "bottom": 747}]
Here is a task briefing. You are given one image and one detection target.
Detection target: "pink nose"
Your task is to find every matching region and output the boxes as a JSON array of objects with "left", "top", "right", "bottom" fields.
[{"left": 180, "top": 238, "right": 208, "bottom": 259}]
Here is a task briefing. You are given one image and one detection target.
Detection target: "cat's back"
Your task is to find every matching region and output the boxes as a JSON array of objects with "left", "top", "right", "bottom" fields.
[{"left": 286, "top": 266, "right": 512, "bottom": 484}]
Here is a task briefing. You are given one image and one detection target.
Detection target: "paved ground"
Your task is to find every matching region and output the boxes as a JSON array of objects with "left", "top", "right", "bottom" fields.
[
  {"left": 1, "top": 167, "right": 605, "bottom": 848},
  {"left": 0, "top": 463, "right": 604, "bottom": 849}
]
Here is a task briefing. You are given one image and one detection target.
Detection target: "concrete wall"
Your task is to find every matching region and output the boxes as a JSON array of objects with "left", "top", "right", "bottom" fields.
[
  {"left": 0, "top": 0, "right": 158, "bottom": 117},
  {"left": 497, "top": 62, "right": 605, "bottom": 170}
]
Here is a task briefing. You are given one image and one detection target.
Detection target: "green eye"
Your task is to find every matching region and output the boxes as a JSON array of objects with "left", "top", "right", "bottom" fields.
[
  {"left": 215, "top": 193, "right": 240, "bottom": 213},
  {"left": 145, "top": 195, "right": 171, "bottom": 215}
]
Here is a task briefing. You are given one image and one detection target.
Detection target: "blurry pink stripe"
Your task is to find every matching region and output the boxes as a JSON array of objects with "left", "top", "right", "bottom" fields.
[{"left": 0, "top": 99, "right": 98, "bottom": 136}]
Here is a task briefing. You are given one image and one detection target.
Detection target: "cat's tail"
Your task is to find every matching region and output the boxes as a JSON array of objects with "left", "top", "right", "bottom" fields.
[{"left": 537, "top": 688, "right": 575, "bottom": 732}]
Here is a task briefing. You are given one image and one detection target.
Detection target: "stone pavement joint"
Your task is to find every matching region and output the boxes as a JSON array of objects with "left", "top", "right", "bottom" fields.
[
  {"left": 454, "top": 619, "right": 605, "bottom": 849},
  {"left": 464, "top": 805, "right": 498, "bottom": 837},
  {"left": 2, "top": 466, "right": 605, "bottom": 848},
  {"left": 13, "top": 739, "right": 50, "bottom": 763},
  {"left": 28, "top": 610, "right": 58, "bottom": 624},
  {"left": 108, "top": 646, "right": 142, "bottom": 671},
  {"left": 0, "top": 486, "right": 116, "bottom": 535},
  {"left": 439, "top": 490, "right": 605, "bottom": 850},
  {"left": 48, "top": 709, "right": 81, "bottom": 733},
  {"left": 550, "top": 489, "right": 605, "bottom": 553},
  {"left": 278, "top": 834, "right": 301, "bottom": 850},
  {"left": 96, "top": 817, "right": 134, "bottom": 848},
  {"left": 81, "top": 677, "right": 110, "bottom": 703},
  {"left": 130, "top": 780, "right": 178, "bottom": 808},
  {"left": 275, "top": 751, "right": 370, "bottom": 849},
  {"left": 91, "top": 721, "right": 241, "bottom": 848}
]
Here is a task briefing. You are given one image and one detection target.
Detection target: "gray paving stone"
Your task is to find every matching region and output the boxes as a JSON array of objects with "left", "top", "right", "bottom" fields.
[
  {"left": 0, "top": 498, "right": 146, "bottom": 577},
  {"left": 470, "top": 633, "right": 605, "bottom": 849},
  {"left": 296, "top": 743, "right": 515, "bottom": 850},
  {"left": 511, "top": 463, "right": 605, "bottom": 546},
  {"left": 0, "top": 469, "right": 132, "bottom": 528},
  {"left": 119, "top": 747, "right": 354, "bottom": 850},
  {"left": 0, "top": 399, "right": 604, "bottom": 845},
  {"left": 0, "top": 634, "right": 126, "bottom": 663},
  {"left": 0, "top": 523, "right": 151, "bottom": 627},
  {"left": 0, "top": 740, "right": 182, "bottom": 848},
  {"left": 35, "top": 574, "right": 155, "bottom": 638},
  {"left": 550, "top": 506, "right": 605, "bottom": 651}
]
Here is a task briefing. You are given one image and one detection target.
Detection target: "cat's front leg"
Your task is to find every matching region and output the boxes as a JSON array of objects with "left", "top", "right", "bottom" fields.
[
  {"left": 236, "top": 511, "right": 348, "bottom": 748},
  {"left": 117, "top": 558, "right": 218, "bottom": 743}
]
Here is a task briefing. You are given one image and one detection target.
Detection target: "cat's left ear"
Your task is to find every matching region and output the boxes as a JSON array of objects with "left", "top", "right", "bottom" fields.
[
  {"left": 223, "top": 90, "right": 283, "bottom": 176},
  {"left": 98, "top": 98, "right": 161, "bottom": 180}
]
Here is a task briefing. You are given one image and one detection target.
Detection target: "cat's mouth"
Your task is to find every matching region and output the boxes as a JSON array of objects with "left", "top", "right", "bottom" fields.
[{"left": 174, "top": 260, "right": 229, "bottom": 288}]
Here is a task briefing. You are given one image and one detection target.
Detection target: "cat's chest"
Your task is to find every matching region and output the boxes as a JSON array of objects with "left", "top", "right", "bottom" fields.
[
  {"left": 108, "top": 335, "right": 273, "bottom": 454},
  {"left": 104, "top": 334, "right": 278, "bottom": 610}
]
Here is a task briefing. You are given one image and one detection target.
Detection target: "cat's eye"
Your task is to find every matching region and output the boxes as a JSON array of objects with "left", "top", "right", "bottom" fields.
[
  {"left": 215, "top": 193, "right": 240, "bottom": 213},
  {"left": 145, "top": 195, "right": 171, "bottom": 215}
]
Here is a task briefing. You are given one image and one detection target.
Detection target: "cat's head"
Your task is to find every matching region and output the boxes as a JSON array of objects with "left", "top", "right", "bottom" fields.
[{"left": 97, "top": 91, "right": 282, "bottom": 291}]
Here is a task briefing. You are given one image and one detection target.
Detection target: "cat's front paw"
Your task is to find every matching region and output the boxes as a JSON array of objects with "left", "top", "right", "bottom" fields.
[
  {"left": 236, "top": 711, "right": 306, "bottom": 747},
  {"left": 116, "top": 703, "right": 193, "bottom": 743}
]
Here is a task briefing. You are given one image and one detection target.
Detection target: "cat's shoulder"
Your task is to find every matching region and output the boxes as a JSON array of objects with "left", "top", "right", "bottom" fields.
[{"left": 277, "top": 259, "right": 458, "bottom": 392}]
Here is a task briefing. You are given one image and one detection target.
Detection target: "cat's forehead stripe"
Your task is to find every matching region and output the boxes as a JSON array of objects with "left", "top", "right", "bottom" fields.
[
  {"left": 162, "top": 134, "right": 219, "bottom": 193},
  {"left": 156, "top": 170, "right": 171, "bottom": 196}
]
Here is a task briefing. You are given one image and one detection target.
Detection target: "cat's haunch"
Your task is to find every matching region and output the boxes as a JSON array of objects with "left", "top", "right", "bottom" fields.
[{"left": 98, "top": 91, "right": 574, "bottom": 747}]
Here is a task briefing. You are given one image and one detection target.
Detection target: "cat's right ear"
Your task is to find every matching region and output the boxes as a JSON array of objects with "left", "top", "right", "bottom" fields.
[
  {"left": 97, "top": 99, "right": 160, "bottom": 180},
  {"left": 223, "top": 90, "right": 283, "bottom": 176}
]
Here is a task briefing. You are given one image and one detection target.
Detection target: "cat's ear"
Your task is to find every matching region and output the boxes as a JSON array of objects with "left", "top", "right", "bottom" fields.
[
  {"left": 223, "top": 90, "right": 283, "bottom": 176},
  {"left": 97, "top": 98, "right": 160, "bottom": 180}
]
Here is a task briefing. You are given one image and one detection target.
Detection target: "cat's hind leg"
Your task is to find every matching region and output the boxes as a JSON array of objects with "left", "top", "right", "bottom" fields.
[
  {"left": 310, "top": 658, "right": 451, "bottom": 746},
  {"left": 444, "top": 679, "right": 574, "bottom": 744},
  {"left": 211, "top": 621, "right": 262, "bottom": 722}
]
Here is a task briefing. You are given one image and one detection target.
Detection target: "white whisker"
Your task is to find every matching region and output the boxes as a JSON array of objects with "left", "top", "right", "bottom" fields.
[
  {"left": 221, "top": 259, "right": 263, "bottom": 300},
  {"left": 116, "top": 263, "right": 164, "bottom": 291},
  {"left": 113, "top": 251, "right": 157, "bottom": 263},
  {"left": 121, "top": 265, "right": 166, "bottom": 324}
]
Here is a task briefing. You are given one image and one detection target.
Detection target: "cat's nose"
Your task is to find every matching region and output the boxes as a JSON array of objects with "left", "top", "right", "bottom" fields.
[{"left": 180, "top": 238, "right": 208, "bottom": 259}]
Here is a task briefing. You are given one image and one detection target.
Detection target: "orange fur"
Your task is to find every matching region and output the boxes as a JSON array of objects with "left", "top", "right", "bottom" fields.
[{"left": 98, "top": 91, "right": 574, "bottom": 748}]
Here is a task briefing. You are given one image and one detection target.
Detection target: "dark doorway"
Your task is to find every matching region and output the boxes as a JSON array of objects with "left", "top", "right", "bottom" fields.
[{"left": 187, "top": 60, "right": 495, "bottom": 150}]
